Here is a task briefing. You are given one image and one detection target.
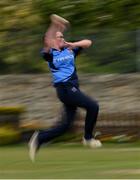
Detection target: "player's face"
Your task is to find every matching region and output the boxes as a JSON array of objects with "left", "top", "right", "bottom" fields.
[{"left": 55, "top": 32, "right": 65, "bottom": 48}]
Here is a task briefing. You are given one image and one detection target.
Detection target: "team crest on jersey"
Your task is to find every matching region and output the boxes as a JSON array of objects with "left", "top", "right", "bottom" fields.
[{"left": 71, "top": 87, "right": 77, "bottom": 92}]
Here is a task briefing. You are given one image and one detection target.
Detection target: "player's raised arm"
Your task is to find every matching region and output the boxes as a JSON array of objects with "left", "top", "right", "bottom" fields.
[{"left": 44, "top": 14, "right": 70, "bottom": 52}]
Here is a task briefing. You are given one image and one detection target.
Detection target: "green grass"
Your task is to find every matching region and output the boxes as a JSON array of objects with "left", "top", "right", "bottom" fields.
[{"left": 0, "top": 143, "right": 140, "bottom": 179}]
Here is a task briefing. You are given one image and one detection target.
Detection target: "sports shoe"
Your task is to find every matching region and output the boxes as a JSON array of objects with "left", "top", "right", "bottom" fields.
[
  {"left": 83, "top": 138, "right": 102, "bottom": 148},
  {"left": 28, "top": 131, "right": 39, "bottom": 162}
]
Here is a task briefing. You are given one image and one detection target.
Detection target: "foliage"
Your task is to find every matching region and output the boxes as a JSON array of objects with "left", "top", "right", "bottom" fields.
[
  {"left": 0, "top": 0, "right": 140, "bottom": 73},
  {"left": 0, "top": 106, "right": 25, "bottom": 114},
  {"left": 0, "top": 125, "right": 21, "bottom": 145}
]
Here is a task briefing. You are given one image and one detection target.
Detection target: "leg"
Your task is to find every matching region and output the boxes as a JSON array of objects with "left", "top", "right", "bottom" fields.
[
  {"left": 28, "top": 103, "right": 77, "bottom": 161},
  {"left": 84, "top": 99, "right": 99, "bottom": 140},
  {"left": 38, "top": 104, "right": 77, "bottom": 146},
  {"left": 63, "top": 87, "right": 99, "bottom": 140}
]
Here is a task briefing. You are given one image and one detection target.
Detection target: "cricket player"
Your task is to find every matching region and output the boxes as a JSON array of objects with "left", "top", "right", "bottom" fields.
[{"left": 29, "top": 14, "right": 102, "bottom": 161}]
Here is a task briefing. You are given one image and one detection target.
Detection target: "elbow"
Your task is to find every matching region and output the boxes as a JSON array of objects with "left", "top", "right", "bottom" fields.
[
  {"left": 84, "top": 39, "right": 92, "bottom": 48},
  {"left": 87, "top": 40, "right": 92, "bottom": 47}
]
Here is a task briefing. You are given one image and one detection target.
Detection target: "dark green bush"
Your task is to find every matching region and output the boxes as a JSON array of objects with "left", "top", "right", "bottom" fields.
[
  {"left": 0, "top": 106, "right": 25, "bottom": 114},
  {"left": 0, "top": 125, "right": 21, "bottom": 145}
]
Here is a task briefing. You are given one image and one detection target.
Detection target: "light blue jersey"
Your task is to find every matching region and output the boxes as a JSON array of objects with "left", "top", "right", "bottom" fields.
[{"left": 41, "top": 47, "right": 82, "bottom": 86}]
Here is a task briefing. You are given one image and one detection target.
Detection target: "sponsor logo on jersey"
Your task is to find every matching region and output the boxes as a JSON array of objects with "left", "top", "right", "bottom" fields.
[{"left": 54, "top": 54, "right": 74, "bottom": 62}]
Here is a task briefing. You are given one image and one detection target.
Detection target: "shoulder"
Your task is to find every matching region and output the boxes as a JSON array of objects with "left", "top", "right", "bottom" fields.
[
  {"left": 41, "top": 48, "right": 53, "bottom": 54},
  {"left": 72, "top": 47, "right": 83, "bottom": 57},
  {"left": 40, "top": 48, "right": 53, "bottom": 61}
]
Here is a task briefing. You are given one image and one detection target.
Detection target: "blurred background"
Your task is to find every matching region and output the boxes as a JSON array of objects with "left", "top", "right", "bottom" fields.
[
  {"left": 0, "top": 0, "right": 140, "bottom": 145},
  {"left": 0, "top": 0, "right": 140, "bottom": 179},
  {"left": 0, "top": 0, "right": 140, "bottom": 74}
]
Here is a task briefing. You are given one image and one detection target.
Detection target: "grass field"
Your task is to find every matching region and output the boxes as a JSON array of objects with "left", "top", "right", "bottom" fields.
[{"left": 0, "top": 142, "right": 140, "bottom": 179}]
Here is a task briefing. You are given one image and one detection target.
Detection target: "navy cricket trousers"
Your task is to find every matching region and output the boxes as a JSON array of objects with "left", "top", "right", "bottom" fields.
[{"left": 38, "top": 84, "right": 99, "bottom": 146}]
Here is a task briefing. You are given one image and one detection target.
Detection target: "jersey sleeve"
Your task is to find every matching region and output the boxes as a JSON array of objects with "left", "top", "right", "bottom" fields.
[
  {"left": 40, "top": 48, "right": 53, "bottom": 62},
  {"left": 72, "top": 47, "right": 83, "bottom": 57}
]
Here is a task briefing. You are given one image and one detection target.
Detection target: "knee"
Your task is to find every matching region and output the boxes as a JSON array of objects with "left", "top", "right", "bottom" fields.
[
  {"left": 87, "top": 100, "right": 99, "bottom": 112},
  {"left": 60, "top": 121, "right": 71, "bottom": 132}
]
